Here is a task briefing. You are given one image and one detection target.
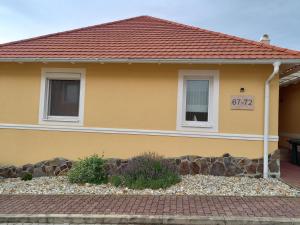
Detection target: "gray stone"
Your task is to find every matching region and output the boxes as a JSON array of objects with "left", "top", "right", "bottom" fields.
[
  {"left": 175, "top": 158, "right": 181, "bottom": 165},
  {"left": 223, "top": 156, "right": 233, "bottom": 167},
  {"left": 268, "top": 159, "right": 279, "bottom": 173},
  {"left": 270, "top": 149, "right": 280, "bottom": 161},
  {"left": 190, "top": 162, "right": 200, "bottom": 174},
  {"left": 246, "top": 163, "right": 257, "bottom": 175},
  {"left": 230, "top": 166, "right": 243, "bottom": 176},
  {"left": 210, "top": 162, "right": 225, "bottom": 176},
  {"left": 194, "top": 158, "right": 210, "bottom": 175},
  {"left": 238, "top": 158, "right": 251, "bottom": 167},
  {"left": 22, "top": 164, "right": 34, "bottom": 172},
  {"left": 54, "top": 167, "right": 61, "bottom": 176},
  {"left": 179, "top": 159, "right": 190, "bottom": 175},
  {"left": 33, "top": 167, "right": 45, "bottom": 177},
  {"left": 257, "top": 163, "right": 263, "bottom": 174},
  {"left": 43, "top": 165, "right": 54, "bottom": 176},
  {"left": 222, "top": 153, "right": 231, "bottom": 157}
]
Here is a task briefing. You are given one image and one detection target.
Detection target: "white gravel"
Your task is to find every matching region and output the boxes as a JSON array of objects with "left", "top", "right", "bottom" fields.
[{"left": 0, "top": 175, "right": 298, "bottom": 196}]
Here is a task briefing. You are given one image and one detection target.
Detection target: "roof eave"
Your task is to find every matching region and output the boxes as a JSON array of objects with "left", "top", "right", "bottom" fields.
[{"left": 1, "top": 57, "right": 300, "bottom": 64}]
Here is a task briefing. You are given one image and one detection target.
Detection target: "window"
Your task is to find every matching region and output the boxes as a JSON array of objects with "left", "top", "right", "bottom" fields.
[
  {"left": 39, "top": 68, "right": 85, "bottom": 125},
  {"left": 177, "top": 70, "right": 219, "bottom": 132},
  {"left": 186, "top": 80, "right": 209, "bottom": 122}
]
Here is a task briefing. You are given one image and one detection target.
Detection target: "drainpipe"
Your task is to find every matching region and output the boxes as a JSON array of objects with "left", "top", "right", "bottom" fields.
[{"left": 263, "top": 61, "right": 281, "bottom": 178}]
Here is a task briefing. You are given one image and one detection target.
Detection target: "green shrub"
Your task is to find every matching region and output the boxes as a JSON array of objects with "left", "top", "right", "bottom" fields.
[
  {"left": 116, "top": 152, "right": 181, "bottom": 189},
  {"left": 67, "top": 154, "right": 108, "bottom": 184},
  {"left": 109, "top": 175, "right": 123, "bottom": 187},
  {"left": 21, "top": 172, "right": 32, "bottom": 181}
]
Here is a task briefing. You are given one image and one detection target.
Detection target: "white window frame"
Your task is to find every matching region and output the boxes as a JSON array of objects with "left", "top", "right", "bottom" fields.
[
  {"left": 39, "top": 68, "right": 86, "bottom": 126},
  {"left": 177, "top": 70, "right": 219, "bottom": 132}
]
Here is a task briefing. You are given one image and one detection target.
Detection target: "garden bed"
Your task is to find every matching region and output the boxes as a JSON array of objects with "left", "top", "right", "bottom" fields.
[{"left": 0, "top": 175, "right": 298, "bottom": 196}]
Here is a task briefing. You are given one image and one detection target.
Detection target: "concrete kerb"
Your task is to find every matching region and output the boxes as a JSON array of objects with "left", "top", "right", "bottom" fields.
[{"left": 0, "top": 214, "right": 299, "bottom": 225}]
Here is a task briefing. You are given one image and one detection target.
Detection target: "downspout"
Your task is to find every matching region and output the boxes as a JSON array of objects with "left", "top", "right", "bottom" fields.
[{"left": 263, "top": 61, "right": 281, "bottom": 178}]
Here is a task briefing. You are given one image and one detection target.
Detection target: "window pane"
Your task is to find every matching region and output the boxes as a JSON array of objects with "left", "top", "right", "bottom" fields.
[
  {"left": 185, "top": 80, "right": 209, "bottom": 122},
  {"left": 48, "top": 80, "right": 80, "bottom": 117}
]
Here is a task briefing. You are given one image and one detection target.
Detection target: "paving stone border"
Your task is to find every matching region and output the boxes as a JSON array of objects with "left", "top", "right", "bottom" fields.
[
  {"left": 0, "top": 149, "right": 280, "bottom": 178},
  {"left": 1, "top": 195, "right": 299, "bottom": 220},
  {"left": 0, "top": 214, "right": 299, "bottom": 225}
]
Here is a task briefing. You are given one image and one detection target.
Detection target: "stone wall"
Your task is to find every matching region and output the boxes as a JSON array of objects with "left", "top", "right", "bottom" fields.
[
  {"left": 0, "top": 150, "right": 280, "bottom": 179},
  {"left": 106, "top": 149, "right": 280, "bottom": 178},
  {"left": 176, "top": 150, "right": 280, "bottom": 178},
  {"left": 0, "top": 158, "right": 73, "bottom": 178}
]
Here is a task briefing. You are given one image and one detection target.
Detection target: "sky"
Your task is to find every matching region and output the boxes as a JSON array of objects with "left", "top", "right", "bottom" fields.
[{"left": 0, "top": 0, "right": 299, "bottom": 50}]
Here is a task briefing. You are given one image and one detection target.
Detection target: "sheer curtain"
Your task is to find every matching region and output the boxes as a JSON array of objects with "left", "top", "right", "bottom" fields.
[
  {"left": 186, "top": 80, "right": 209, "bottom": 122},
  {"left": 49, "top": 80, "right": 80, "bottom": 117}
]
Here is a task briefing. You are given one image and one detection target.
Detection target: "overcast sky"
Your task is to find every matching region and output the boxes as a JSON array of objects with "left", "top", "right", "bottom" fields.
[{"left": 0, "top": 0, "right": 299, "bottom": 50}]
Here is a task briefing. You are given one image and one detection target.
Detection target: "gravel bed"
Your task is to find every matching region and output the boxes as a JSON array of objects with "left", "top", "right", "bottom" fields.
[{"left": 0, "top": 175, "right": 298, "bottom": 196}]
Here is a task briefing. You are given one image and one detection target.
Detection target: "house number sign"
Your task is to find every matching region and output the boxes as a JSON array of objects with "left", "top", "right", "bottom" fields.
[{"left": 231, "top": 95, "right": 254, "bottom": 110}]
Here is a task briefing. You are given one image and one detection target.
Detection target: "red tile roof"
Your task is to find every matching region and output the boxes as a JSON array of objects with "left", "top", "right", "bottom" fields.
[{"left": 0, "top": 15, "right": 300, "bottom": 60}]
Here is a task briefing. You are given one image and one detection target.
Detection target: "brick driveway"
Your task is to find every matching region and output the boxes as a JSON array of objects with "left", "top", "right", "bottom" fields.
[
  {"left": 281, "top": 160, "right": 300, "bottom": 189},
  {"left": 0, "top": 195, "right": 299, "bottom": 218}
]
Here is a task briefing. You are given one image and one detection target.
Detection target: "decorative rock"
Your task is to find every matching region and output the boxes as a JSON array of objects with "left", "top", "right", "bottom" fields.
[
  {"left": 179, "top": 159, "right": 190, "bottom": 175},
  {"left": 269, "top": 159, "right": 279, "bottom": 173},
  {"left": 45, "top": 165, "right": 55, "bottom": 176},
  {"left": 257, "top": 163, "right": 263, "bottom": 174},
  {"left": 190, "top": 162, "right": 199, "bottom": 175},
  {"left": 225, "top": 164, "right": 243, "bottom": 176},
  {"left": 33, "top": 167, "right": 44, "bottom": 177},
  {"left": 54, "top": 167, "right": 61, "bottom": 176},
  {"left": 246, "top": 163, "right": 257, "bottom": 175},
  {"left": 0, "top": 175, "right": 298, "bottom": 196},
  {"left": 195, "top": 158, "right": 210, "bottom": 175},
  {"left": 270, "top": 149, "right": 280, "bottom": 161},
  {"left": 175, "top": 158, "right": 181, "bottom": 165},
  {"left": 22, "top": 164, "right": 34, "bottom": 173},
  {"left": 238, "top": 158, "right": 251, "bottom": 167},
  {"left": 210, "top": 162, "right": 225, "bottom": 176}
]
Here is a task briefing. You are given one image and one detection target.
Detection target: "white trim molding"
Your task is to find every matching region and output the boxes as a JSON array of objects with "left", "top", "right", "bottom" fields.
[
  {"left": 0, "top": 123, "right": 279, "bottom": 142},
  {"left": 177, "top": 70, "right": 219, "bottom": 132},
  {"left": 39, "top": 68, "right": 86, "bottom": 126}
]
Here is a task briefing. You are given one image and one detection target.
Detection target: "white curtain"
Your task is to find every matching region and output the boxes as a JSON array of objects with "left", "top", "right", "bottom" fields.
[{"left": 186, "top": 80, "right": 209, "bottom": 112}]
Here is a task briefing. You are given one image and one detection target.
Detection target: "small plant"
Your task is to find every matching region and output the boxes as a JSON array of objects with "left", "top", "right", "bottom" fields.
[
  {"left": 109, "top": 175, "right": 123, "bottom": 187},
  {"left": 113, "top": 152, "right": 181, "bottom": 189},
  {"left": 67, "top": 154, "right": 108, "bottom": 184},
  {"left": 21, "top": 172, "right": 32, "bottom": 181}
]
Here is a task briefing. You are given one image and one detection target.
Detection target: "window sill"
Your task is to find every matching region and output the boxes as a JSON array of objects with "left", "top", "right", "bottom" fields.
[
  {"left": 176, "top": 123, "right": 218, "bottom": 132},
  {"left": 181, "top": 122, "right": 213, "bottom": 128},
  {"left": 39, "top": 117, "right": 83, "bottom": 126}
]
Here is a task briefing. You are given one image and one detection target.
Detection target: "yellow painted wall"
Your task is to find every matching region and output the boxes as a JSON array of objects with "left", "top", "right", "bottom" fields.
[
  {"left": 0, "top": 129, "right": 278, "bottom": 166},
  {"left": 279, "top": 82, "right": 300, "bottom": 148},
  {"left": 0, "top": 63, "right": 279, "bottom": 165}
]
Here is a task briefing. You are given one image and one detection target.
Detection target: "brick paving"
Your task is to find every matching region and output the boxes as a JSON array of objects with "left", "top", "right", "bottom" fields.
[
  {"left": 0, "top": 195, "right": 299, "bottom": 218},
  {"left": 281, "top": 160, "right": 300, "bottom": 189}
]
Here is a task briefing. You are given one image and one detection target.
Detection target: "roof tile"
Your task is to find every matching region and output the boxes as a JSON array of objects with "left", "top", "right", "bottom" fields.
[{"left": 0, "top": 15, "right": 300, "bottom": 60}]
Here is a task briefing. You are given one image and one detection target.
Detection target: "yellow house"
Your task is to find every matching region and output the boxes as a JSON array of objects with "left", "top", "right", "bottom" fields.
[{"left": 1, "top": 16, "right": 300, "bottom": 178}]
